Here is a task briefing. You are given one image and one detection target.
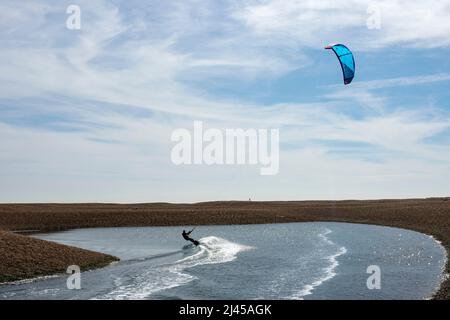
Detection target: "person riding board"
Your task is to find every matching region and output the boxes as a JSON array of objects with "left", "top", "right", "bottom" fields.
[{"left": 182, "top": 228, "right": 199, "bottom": 246}]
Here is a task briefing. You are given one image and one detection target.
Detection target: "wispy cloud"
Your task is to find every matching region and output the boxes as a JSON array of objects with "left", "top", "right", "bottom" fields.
[
  {"left": 233, "top": 0, "right": 450, "bottom": 49},
  {"left": 0, "top": 0, "right": 449, "bottom": 202},
  {"left": 349, "top": 73, "right": 450, "bottom": 90}
]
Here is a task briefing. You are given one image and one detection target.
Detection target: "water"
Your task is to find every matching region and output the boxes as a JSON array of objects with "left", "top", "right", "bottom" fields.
[{"left": 0, "top": 222, "right": 446, "bottom": 300}]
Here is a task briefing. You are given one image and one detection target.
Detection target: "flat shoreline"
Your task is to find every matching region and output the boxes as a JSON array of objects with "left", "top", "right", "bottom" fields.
[{"left": 1, "top": 197, "right": 449, "bottom": 299}]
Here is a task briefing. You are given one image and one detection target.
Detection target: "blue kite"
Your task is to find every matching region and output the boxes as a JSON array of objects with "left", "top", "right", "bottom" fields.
[{"left": 325, "top": 44, "right": 355, "bottom": 85}]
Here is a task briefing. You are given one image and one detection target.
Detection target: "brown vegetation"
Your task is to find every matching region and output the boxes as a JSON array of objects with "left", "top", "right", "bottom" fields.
[{"left": 0, "top": 231, "right": 118, "bottom": 283}]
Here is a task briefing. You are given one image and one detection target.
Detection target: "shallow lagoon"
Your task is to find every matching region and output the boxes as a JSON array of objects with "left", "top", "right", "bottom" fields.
[{"left": 0, "top": 222, "right": 446, "bottom": 300}]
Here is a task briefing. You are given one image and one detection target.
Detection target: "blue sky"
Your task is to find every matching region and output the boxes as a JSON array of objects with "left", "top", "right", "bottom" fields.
[{"left": 1, "top": 0, "right": 450, "bottom": 202}]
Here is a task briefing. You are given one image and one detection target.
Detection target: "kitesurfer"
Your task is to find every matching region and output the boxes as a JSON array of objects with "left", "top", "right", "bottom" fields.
[{"left": 182, "top": 228, "right": 199, "bottom": 246}]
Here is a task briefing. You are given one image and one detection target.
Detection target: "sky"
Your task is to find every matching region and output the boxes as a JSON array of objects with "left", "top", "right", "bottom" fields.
[{"left": 1, "top": 0, "right": 450, "bottom": 202}]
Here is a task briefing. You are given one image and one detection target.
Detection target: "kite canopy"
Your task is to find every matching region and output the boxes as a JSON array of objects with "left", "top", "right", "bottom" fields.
[{"left": 325, "top": 44, "right": 355, "bottom": 85}]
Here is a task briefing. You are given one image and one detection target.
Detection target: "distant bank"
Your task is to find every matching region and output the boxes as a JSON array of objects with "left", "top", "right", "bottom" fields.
[{"left": 0, "top": 198, "right": 449, "bottom": 299}]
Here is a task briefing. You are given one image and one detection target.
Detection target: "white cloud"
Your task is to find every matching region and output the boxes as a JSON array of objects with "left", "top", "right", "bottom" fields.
[
  {"left": 348, "top": 73, "right": 450, "bottom": 90},
  {"left": 233, "top": 0, "right": 450, "bottom": 49},
  {"left": 0, "top": 0, "right": 449, "bottom": 201}
]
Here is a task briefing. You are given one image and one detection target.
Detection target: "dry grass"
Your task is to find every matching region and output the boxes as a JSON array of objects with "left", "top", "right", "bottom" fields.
[{"left": 0, "top": 198, "right": 449, "bottom": 298}]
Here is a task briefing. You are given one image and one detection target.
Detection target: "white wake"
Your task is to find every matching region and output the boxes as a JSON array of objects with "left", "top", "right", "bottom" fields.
[
  {"left": 289, "top": 228, "right": 347, "bottom": 299},
  {"left": 96, "top": 236, "right": 251, "bottom": 300}
]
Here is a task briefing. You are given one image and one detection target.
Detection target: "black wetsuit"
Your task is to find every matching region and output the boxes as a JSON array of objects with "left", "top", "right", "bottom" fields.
[
  {"left": 182, "top": 230, "right": 192, "bottom": 241},
  {"left": 182, "top": 230, "right": 199, "bottom": 245}
]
